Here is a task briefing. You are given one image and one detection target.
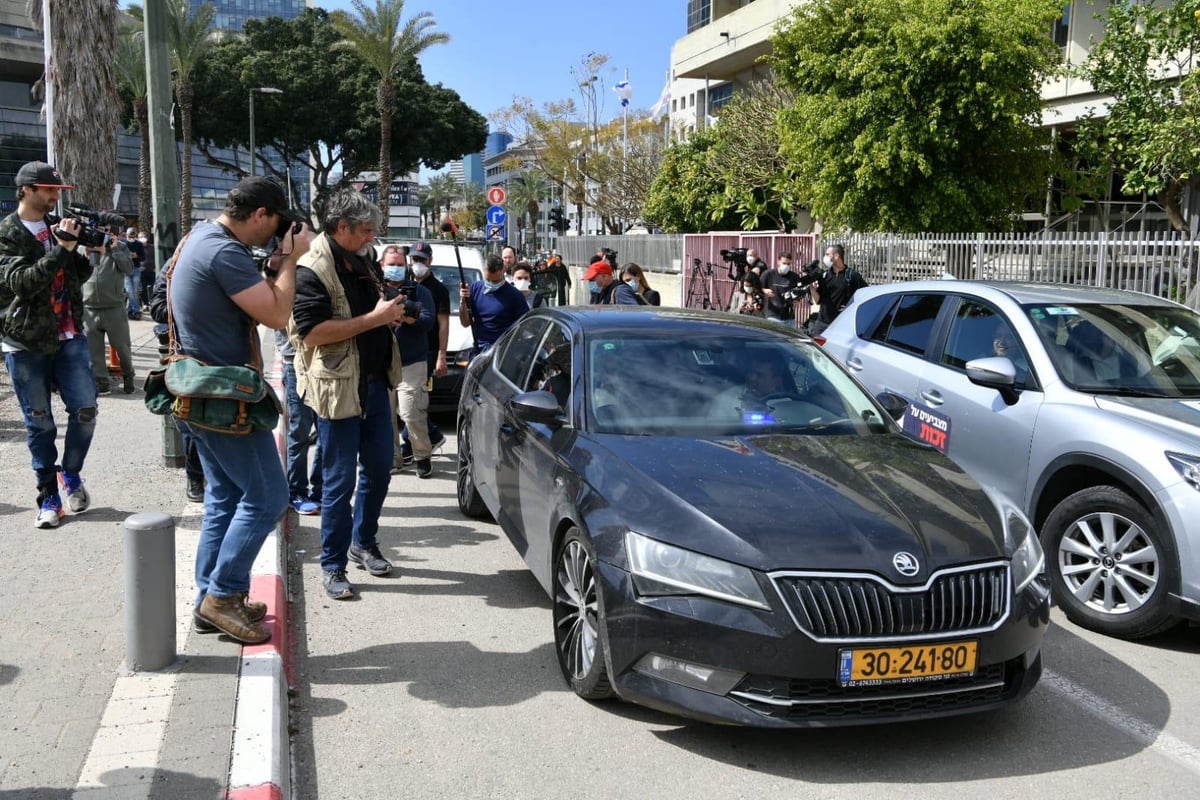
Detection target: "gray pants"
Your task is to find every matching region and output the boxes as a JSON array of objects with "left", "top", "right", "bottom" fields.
[
  {"left": 83, "top": 305, "right": 133, "bottom": 385},
  {"left": 391, "top": 360, "right": 431, "bottom": 461}
]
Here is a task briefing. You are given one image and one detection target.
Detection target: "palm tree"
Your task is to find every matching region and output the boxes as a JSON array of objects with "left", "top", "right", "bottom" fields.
[
  {"left": 28, "top": 0, "right": 120, "bottom": 209},
  {"left": 163, "top": 0, "right": 217, "bottom": 233},
  {"left": 507, "top": 171, "right": 549, "bottom": 254},
  {"left": 423, "top": 172, "right": 457, "bottom": 229},
  {"left": 331, "top": 0, "right": 448, "bottom": 229},
  {"left": 115, "top": 13, "right": 151, "bottom": 229}
]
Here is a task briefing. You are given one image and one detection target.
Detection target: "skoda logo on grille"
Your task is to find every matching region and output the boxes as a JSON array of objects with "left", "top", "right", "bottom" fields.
[{"left": 892, "top": 552, "right": 920, "bottom": 577}]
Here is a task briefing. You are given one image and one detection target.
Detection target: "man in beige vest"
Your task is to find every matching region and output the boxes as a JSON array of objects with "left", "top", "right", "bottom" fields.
[{"left": 290, "top": 189, "right": 406, "bottom": 600}]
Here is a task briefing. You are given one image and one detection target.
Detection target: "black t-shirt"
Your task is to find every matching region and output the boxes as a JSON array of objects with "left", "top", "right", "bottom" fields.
[
  {"left": 292, "top": 241, "right": 393, "bottom": 380},
  {"left": 817, "top": 266, "right": 868, "bottom": 323},
  {"left": 762, "top": 269, "right": 801, "bottom": 319},
  {"left": 414, "top": 271, "right": 449, "bottom": 355}
]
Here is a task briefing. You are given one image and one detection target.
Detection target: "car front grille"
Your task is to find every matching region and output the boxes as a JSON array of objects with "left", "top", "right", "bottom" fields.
[
  {"left": 728, "top": 661, "right": 1015, "bottom": 722},
  {"left": 771, "top": 563, "right": 1009, "bottom": 642}
]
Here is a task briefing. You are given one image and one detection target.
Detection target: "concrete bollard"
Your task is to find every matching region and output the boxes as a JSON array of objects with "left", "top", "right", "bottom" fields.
[{"left": 123, "top": 512, "right": 177, "bottom": 671}]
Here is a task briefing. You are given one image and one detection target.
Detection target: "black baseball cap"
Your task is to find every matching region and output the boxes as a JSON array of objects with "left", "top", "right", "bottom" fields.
[
  {"left": 15, "top": 161, "right": 74, "bottom": 189},
  {"left": 409, "top": 241, "right": 433, "bottom": 262},
  {"left": 228, "top": 176, "right": 303, "bottom": 223}
]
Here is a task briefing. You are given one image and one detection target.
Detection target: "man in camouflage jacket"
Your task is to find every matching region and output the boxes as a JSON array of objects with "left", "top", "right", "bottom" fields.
[{"left": 0, "top": 161, "right": 98, "bottom": 528}]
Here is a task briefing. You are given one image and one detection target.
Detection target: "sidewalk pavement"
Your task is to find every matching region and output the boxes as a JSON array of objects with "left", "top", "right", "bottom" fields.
[{"left": 0, "top": 319, "right": 293, "bottom": 800}]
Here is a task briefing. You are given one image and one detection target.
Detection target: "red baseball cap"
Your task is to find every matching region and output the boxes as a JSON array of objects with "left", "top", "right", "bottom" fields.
[{"left": 582, "top": 261, "right": 613, "bottom": 281}]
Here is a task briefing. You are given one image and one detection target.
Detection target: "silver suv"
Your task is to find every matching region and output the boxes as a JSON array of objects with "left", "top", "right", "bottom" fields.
[{"left": 818, "top": 281, "right": 1200, "bottom": 639}]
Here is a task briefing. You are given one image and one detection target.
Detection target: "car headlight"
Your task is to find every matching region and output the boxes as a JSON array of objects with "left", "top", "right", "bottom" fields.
[
  {"left": 625, "top": 532, "right": 770, "bottom": 610},
  {"left": 1166, "top": 452, "right": 1200, "bottom": 492},
  {"left": 1006, "top": 505, "right": 1045, "bottom": 594}
]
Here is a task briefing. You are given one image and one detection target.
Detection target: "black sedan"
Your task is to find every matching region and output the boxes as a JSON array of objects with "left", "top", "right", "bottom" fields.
[{"left": 456, "top": 307, "right": 1050, "bottom": 727}]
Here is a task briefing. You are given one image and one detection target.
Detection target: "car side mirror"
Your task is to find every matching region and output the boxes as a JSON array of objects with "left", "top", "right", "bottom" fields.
[
  {"left": 875, "top": 391, "right": 909, "bottom": 421},
  {"left": 965, "top": 356, "right": 1020, "bottom": 406},
  {"left": 510, "top": 390, "right": 566, "bottom": 426}
]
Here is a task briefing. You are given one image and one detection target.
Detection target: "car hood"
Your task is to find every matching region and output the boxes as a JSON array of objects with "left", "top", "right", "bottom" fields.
[
  {"left": 582, "top": 432, "right": 1006, "bottom": 582},
  {"left": 1092, "top": 396, "right": 1200, "bottom": 443}
]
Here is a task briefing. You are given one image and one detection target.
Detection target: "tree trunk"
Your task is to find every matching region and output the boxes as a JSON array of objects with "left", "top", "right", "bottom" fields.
[
  {"left": 178, "top": 79, "right": 194, "bottom": 234},
  {"left": 136, "top": 98, "right": 152, "bottom": 230},
  {"left": 377, "top": 78, "right": 396, "bottom": 234},
  {"left": 1164, "top": 179, "right": 1187, "bottom": 234}
]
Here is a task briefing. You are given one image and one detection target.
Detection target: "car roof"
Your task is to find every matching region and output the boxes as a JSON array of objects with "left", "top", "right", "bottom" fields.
[
  {"left": 854, "top": 280, "right": 1183, "bottom": 308},
  {"left": 530, "top": 306, "right": 806, "bottom": 338}
]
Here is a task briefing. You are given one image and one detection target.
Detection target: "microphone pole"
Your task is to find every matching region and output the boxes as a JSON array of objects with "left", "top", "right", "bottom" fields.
[{"left": 440, "top": 218, "right": 481, "bottom": 353}]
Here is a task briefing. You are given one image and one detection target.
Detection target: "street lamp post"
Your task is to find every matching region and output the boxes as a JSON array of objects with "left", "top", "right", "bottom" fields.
[{"left": 248, "top": 87, "right": 282, "bottom": 176}]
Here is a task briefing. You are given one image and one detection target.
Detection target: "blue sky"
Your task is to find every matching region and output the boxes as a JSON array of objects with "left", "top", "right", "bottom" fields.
[{"left": 316, "top": 0, "right": 682, "bottom": 126}]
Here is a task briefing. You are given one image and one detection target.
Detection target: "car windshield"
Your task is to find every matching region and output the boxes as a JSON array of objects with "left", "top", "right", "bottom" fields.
[
  {"left": 1024, "top": 302, "right": 1200, "bottom": 397},
  {"left": 432, "top": 266, "right": 482, "bottom": 313},
  {"left": 585, "top": 332, "right": 888, "bottom": 436}
]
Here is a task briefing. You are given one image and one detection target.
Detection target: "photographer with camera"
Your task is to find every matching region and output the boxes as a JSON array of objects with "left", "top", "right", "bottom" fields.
[
  {"left": 0, "top": 161, "right": 100, "bottom": 528},
  {"left": 760, "top": 252, "right": 801, "bottom": 325},
  {"left": 808, "top": 244, "right": 867, "bottom": 335},
  {"left": 380, "top": 246, "right": 437, "bottom": 477},
  {"left": 82, "top": 223, "right": 137, "bottom": 394},
  {"left": 728, "top": 271, "right": 767, "bottom": 318}
]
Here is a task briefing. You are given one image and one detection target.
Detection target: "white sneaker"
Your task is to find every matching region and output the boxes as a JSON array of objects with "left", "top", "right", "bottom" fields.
[
  {"left": 58, "top": 472, "right": 91, "bottom": 514},
  {"left": 35, "top": 495, "right": 64, "bottom": 529}
]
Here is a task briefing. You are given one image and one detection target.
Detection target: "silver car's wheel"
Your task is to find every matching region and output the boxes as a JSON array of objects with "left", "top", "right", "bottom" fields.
[
  {"left": 1043, "top": 486, "right": 1179, "bottom": 639},
  {"left": 553, "top": 530, "right": 613, "bottom": 700}
]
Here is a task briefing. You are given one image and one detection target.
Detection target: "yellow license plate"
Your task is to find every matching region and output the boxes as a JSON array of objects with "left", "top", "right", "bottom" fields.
[{"left": 837, "top": 641, "right": 978, "bottom": 687}]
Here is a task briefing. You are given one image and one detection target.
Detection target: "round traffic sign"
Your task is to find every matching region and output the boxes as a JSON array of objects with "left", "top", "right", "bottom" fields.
[{"left": 487, "top": 186, "right": 507, "bottom": 206}]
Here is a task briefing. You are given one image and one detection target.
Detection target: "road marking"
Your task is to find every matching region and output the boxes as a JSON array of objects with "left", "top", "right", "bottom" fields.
[
  {"left": 72, "top": 517, "right": 198, "bottom": 798},
  {"left": 1043, "top": 668, "right": 1200, "bottom": 776}
]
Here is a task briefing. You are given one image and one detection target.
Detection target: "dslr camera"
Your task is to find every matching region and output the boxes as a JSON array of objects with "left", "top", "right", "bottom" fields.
[
  {"left": 56, "top": 203, "right": 126, "bottom": 249},
  {"left": 783, "top": 259, "right": 824, "bottom": 301},
  {"left": 381, "top": 283, "right": 421, "bottom": 319}
]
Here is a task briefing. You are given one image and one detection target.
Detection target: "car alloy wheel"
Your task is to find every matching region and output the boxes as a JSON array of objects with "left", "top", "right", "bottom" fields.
[
  {"left": 552, "top": 529, "right": 613, "bottom": 700},
  {"left": 456, "top": 419, "right": 488, "bottom": 518},
  {"left": 1043, "top": 485, "right": 1179, "bottom": 639}
]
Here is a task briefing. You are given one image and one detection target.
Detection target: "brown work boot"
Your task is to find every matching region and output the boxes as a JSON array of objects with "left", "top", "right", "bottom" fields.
[
  {"left": 239, "top": 593, "right": 268, "bottom": 622},
  {"left": 197, "top": 594, "right": 271, "bottom": 644}
]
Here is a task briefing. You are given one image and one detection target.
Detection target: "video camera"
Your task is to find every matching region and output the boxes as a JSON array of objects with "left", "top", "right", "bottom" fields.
[
  {"left": 720, "top": 247, "right": 749, "bottom": 280},
  {"left": 783, "top": 259, "right": 824, "bottom": 301},
  {"left": 55, "top": 203, "right": 127, "bottom": 249}
]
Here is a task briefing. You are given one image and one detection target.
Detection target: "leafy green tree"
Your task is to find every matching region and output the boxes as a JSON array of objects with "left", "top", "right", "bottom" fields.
[
  {"left": 1077, "top": 0, "right": 1200, "bottom": 232},
  {"left": 188, "top": 9, "right": 485, "bottom": 223},
  {"left": 423, "top": 173, "right": 457, "bottom": 228},
  {"left": 769, "top": 0, "right": 1063, "bottom": 232},
  {"left": 643, "top": 127, "right": 743, "bottom": 233},
  {"left": 162, "top": 0, "right": 217, "bottom": 232},
  {"left": 331, "top": 0, "right": 449, "bottom": 224}
]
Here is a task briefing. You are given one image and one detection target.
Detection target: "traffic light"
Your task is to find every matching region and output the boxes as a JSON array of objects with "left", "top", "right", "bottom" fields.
[{"left": 549, "top": 206, "right": 569, "bottom": 235}]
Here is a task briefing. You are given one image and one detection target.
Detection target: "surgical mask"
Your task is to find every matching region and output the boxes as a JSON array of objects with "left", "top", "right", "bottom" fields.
[
  {"left": 513, "top": 278, "right": 531, "bottom": 292},
  {"left": 625, "top": 278, "right": 639, "bottom": 289},
  {"left": 411, "top": 262, "right": 429, "bottom": 278},
  {"left": 484, "top": 278, "right": 506, "bottom": 292},
  {"left": 382, "top": 265, "right": 405, "bottom": 282},
  {"left": 822, "top": 255, "right": 833, "bottom": 268},
  {"left": 588, "top": 281, "right": 599, "bottom": 294},
  {"left": 777, "top": 263, "right": 791, "bottom": 275}
]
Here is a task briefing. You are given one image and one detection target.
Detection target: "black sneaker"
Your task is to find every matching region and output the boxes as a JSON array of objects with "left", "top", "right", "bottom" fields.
[
  {"left": 323, "top": 568, "right": 355, "bottom": 599},
  {"left": 123, "top": 375, "right": 136, "bottom": 394},
  {"left": 430, "top": 433, "right": 447, "bottom": 452},
  {"left": 416, "top": 458, "right": 433, "bottom": 479},
  {"left": 348, "top": 543, "right": 393, "bottom": 576},
  {"left": 186, "top": 477, "right": 205, "bottom": 503}
]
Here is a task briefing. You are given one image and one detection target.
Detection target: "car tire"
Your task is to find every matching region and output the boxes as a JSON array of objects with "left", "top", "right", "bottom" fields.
[
  {"left": 1042, "top": 485, "right": 1179, "bottom": 639},
  {"left": 456, "top": 419, "right": 489, "bottom": 519},
  {"left": 552, "top": 528, "right": 614, "bottom": 701}
]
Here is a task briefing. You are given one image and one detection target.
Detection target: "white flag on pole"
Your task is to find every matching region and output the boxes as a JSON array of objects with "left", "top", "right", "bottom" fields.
[
  {"left": 649, "top": 77, "right": 671, "bottom": 120},
  {"left": 614, "top": 79, "right": 633, "bottom": 108}
]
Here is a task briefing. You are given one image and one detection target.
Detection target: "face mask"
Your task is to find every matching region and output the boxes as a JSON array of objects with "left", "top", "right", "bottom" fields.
[
  {"left": 743, "top": 286, "right": 755, "bottom": 295},
  {"left": 484, "top": 278, "right": 506, "bottom": 292},
  {"left": 382, "top": 266, "right": 405, "bottom": 282},
  {"left": 513, "top": 278, "right": 531, "bottom": 292},
  {"left": 588, "top": 281, "right": 599, "bottom": 294},
  {"left": 777, "top": 263, "right": 791, "bottom": 275},
  {"left": 625, "top": 278, "right": 639, "bottom": 289},
  {"left": 823, "top": 255, "right": 833, "bottom": 269},
  {"left": 412, "top": 262, "right": 429, "bottom": 278}
]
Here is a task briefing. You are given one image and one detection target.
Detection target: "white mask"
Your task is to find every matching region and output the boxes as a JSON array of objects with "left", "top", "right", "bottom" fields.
[
  {"left": 412, "top": 262, "right": 430, "bottom": 278},
  {"left": 513, "top": 278, "right": 531, "bottom": 292},
  {"left": 823, "top": 255, "right": 834, "bottom": 268},
  {"left": 777, "top": 263, "right": 791, "bottom": 275}
]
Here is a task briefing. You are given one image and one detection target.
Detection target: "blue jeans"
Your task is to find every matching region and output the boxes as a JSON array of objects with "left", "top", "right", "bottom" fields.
[
  {"left": 4, "top": 336, "right": 98, "bottom": 496},
  {"left": 282, "top": 359, "right": 321, "bottom": 498},
  {"left": 180, "top": 420, "right": 288, "bottom": 604},
  {"left": 124, "top": 272, "right": 141, "bottom": 315},
  {"left": 316, "top": 378, "right": 393, "bottom": 570}
]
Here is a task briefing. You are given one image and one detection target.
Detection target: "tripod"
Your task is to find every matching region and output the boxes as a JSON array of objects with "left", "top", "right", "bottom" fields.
[{"left": 686, "top": 259, "right": 717, "bottom": 310}]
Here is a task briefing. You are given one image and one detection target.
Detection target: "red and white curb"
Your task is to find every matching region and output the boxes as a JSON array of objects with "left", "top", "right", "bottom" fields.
[{"left": 226, "top": 344, "right": 293, "bottom": 800}]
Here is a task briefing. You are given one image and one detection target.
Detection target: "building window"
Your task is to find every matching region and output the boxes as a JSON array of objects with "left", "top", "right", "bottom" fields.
[
  {"left": 1052, "top": 2, "right": 1071, "bottom": 52},
  {"left": 686, "top": 0, "right": 711, "bottom": 33},
  {"left": 708, "top": 83, "right": 733, "bottom": 113}
]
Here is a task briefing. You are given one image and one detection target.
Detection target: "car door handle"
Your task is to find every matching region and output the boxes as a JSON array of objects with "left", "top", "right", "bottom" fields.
[
  {"left": 845, "top": 357, "right": 863, "bottom": 371},
  {"left": 919, "top": 390, "right": 944, "bottom": 406}
]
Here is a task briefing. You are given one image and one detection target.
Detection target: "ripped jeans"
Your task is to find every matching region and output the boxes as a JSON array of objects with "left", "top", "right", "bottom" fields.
[{"left": 4, "top": 336, "right": 98, "bottom": 499}]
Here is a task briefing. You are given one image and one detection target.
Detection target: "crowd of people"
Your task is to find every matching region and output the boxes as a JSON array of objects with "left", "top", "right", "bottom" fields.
[{"left": 728, "top": 245, "right": 867, "bottom": 333}]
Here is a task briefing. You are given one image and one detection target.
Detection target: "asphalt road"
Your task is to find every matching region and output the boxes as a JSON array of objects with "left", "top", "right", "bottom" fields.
[{"left": 290, "top": 419, "right": 1200, "bottom": 800}]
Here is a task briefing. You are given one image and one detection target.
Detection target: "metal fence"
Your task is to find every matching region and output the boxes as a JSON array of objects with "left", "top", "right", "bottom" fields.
[{"left": 556, "top": 235, "right": 688, "bottom": 275}]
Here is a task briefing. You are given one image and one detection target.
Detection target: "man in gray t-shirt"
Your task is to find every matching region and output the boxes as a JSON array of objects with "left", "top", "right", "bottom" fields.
[{"left": 169, "top": 176, "right": 311, "bottom": 645}]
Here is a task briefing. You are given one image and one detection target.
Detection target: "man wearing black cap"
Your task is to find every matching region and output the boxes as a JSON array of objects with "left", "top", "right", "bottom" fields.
[
  {"left": 0, "top": 160, "right": 99, "bottom": 529},
  {"left": 169, "top": 175, "right": 311, "bottom": 644}
]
